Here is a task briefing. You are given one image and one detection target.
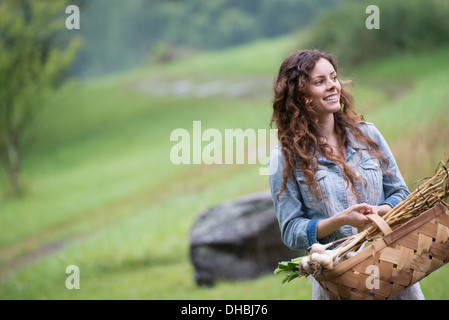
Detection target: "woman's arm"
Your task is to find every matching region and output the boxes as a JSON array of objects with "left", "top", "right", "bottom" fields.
[
  {"left": 316, "top": 203, "right": 377, "bottom": 240},
  {"left": 268, "top": 146, "right": 312, "bottom": 250}
]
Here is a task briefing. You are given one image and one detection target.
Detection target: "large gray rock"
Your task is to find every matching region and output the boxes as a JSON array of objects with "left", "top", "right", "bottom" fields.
[{"left": 189, "top": 190, "right": 302, "bottom": 286}]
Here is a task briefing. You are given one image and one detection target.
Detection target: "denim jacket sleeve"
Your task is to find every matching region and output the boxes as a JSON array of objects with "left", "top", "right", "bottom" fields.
[
  {"left": 362, "top": 123, "right": 410, "bottom": 208},
  {"left": 268, "top": 146, "right": 320, "bottom": 251}
]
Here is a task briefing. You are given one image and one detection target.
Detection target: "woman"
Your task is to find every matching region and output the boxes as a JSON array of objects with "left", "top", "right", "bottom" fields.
[{"left": 268, "top": 49, "right": 424, "bottom": 300}]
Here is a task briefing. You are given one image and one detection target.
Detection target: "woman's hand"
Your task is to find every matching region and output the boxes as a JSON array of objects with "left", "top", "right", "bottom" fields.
[
  {"left": 371, "top": 204, "right": 392, "bottom": 216},
  {"left": 337, "top": 203, "right": 376, "bottom": 230},
  {"left": 316, "top": 203, "right": 378, "bottom": 240}
]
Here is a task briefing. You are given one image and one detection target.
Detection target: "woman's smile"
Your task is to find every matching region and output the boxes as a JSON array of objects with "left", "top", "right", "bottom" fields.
[{"left": 323, "top": 93, "right": 339, "bottom": 102}]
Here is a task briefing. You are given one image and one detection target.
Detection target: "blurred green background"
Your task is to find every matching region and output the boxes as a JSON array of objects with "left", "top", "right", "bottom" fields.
[{"left": 1, "top": 0, "right": 449, "bottom": 299}]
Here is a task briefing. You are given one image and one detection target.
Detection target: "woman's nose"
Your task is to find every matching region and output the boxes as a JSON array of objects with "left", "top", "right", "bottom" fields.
[{"left": 326, "top": 78, "right": 336, "bottom": 90}]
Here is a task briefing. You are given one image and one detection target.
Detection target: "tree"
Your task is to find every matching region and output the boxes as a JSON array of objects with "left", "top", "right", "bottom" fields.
[{"left": 0, "top": 0, "right": 82, "bottom": 195}]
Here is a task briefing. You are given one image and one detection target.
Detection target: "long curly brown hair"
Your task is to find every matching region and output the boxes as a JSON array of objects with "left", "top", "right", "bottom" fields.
[{"left": 270, "top": 49, "right": 389, "bottom": 202}]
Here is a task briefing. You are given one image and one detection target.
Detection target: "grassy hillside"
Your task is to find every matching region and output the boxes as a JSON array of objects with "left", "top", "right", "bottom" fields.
[{"left": 0, "top": 33, "right": 448, "bottom": 299}]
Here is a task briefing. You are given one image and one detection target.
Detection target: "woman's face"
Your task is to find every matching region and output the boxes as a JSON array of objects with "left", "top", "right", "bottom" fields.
[{"left": 308, "top": 58, "right": 341, "bottom": 119}]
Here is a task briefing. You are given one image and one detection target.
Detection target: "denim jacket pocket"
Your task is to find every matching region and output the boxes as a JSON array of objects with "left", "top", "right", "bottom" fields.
[
  {"left": 359, "top": 158, "right": 382, "bottom": 192},
  {"left": 295, "top": 169, "right": 328, "bottom": 205}
]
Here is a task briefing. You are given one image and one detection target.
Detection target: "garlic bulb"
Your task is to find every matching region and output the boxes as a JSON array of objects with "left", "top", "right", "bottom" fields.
[{"left": 300, "top": 256, "right": 313, "bottom": 274}]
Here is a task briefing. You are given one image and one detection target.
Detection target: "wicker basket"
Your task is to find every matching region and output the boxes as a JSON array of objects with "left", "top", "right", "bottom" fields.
[{"left": 315, "top": 203, "right": 449, "bottom": 300}]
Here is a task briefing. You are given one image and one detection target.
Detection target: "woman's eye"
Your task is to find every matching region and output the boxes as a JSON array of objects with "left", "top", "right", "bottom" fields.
[
  {"left": 332, "top": 76, "right": 338, "bottom": 81},
  {"left": 314, "top": 80, "right": 323, "bottom": 85}
]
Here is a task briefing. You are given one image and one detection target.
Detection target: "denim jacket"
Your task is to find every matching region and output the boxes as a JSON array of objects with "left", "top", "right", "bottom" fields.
[{"left": 268, "top": 122, "right": 410, "bottom": 251}]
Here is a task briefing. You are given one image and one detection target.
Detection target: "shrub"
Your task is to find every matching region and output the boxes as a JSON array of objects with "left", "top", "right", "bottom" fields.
[{"left": 304, "top": 0, "right": 449, "bottom": 67}]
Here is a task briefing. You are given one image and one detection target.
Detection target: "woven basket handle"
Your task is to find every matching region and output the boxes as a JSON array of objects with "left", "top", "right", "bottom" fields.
[{"left": 366, "top": 214, "right": 392, "bottom": 236}]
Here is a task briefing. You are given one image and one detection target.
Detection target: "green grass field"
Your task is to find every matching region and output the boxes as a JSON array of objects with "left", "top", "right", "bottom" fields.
[{"left": 1, "top": 33, "right": 449, "bottom": 300}]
